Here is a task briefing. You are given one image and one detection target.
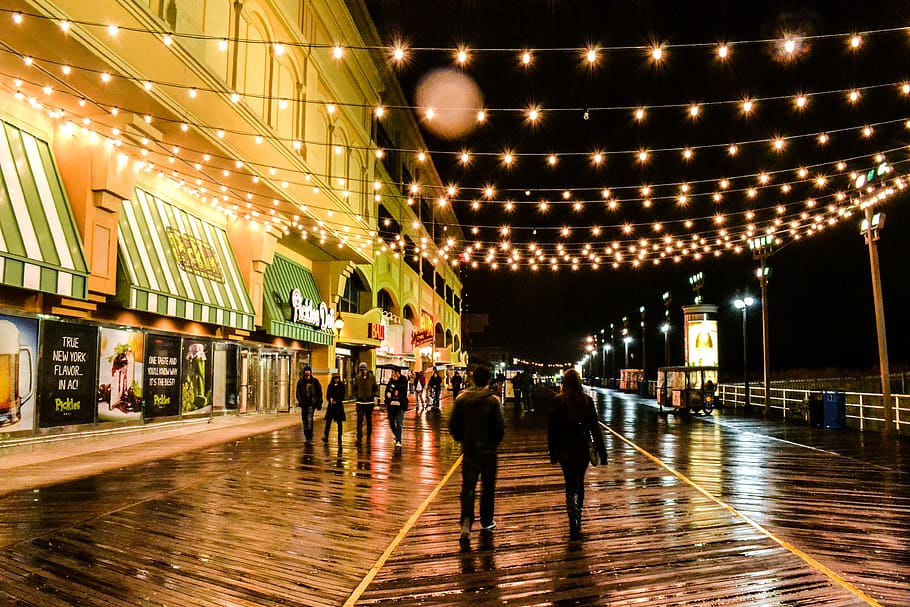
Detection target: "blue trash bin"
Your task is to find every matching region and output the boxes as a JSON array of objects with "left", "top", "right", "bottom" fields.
[{"left": 821, "top": 390, "right": 846, "bottom": 428}]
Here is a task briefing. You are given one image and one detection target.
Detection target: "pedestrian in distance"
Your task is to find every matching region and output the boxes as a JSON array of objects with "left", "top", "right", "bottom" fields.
[
  {"left": 296, "top": 366, "right": 323, "bottom": 443},
  {"left": 384, "top": 367, "right": 409, "bottom": 448},
  {"left": 451, "top": 370, "right": 463, "bottom": 400},
  {"left": 448, "top": 365, "right": 505, "bottom": 545},
  {"left": 547, "top": 368, "right": 608, "bottom": 540},
  {"left": 414, "top": 370, "right": 426, "bottom": 411},
  {"left": 428, "top": 369, "right": 443, "bottom": 411},
  {"left": 353, "top": 362, "right": 379, "bottom": 446},
  {"left": 323, "top": 374, "right": 346, "bottom": 445}
]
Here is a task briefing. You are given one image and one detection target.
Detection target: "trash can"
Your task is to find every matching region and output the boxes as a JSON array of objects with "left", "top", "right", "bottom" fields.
[
  {"left": 807, "top": 393, "right": 824, "bottom": 427},
  {"left": 822, "top": 390, "right": 846, "bottom": 429}
]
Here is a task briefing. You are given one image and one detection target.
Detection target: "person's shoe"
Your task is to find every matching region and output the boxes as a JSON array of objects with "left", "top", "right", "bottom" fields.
[
  {"left": 459, "top": 520, "right": 471, "bottom": 544},
  {"left": 480, "top": 521, "right": 496, "bottom": 531},
  {"left": 322, "top": 436, "right": 329, "bottom": 443},
  {"left": 395, "top": 441, "right": 402, "bottom": 448}
]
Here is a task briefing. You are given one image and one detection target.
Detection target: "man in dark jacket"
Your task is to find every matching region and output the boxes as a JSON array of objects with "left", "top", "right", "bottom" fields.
[
  {"left": 451, "top": 370, "right": 463, "bottom": 400},
  {"left": 428, "top": 370, "right": 443, "bottom": 411},
  {"left": 296, "top": 366, "right": 323, "bottom": 443},
  {"left": 384, "top": 367, "right": 409, "bottom": 448},
  {"left": 353, "top": 362, "right": 378, "bottom": 446},
  {"left": 448, "top": 365, "right": 505, "bottom": 544}
]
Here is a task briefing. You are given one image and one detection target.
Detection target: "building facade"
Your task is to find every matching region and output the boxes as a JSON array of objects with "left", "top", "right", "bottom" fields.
[{"left": 0, "top": 0, "right": 463, "bottom": 439}]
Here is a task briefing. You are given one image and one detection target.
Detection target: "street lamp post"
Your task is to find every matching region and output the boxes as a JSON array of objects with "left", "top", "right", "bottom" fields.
[
  {"left": 600, "top": 329, "right": 606, "bottom": 379},
  {"left": 734, "top": 296, "right": 755, "bottom": 409},
  {"left": 639, "top": 306, "right": 647, "bottom": 378},
  {"left": 661, "top": 322, "right": 670, "bottom": 367},
  {"left": 623, "top": 335, "right": 631, "bottom": 368}
]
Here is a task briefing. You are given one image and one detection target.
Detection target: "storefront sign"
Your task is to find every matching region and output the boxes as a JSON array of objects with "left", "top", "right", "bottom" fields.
[
  {"left": 38, "top": 321, "right": 98, "bottom": 427},
  {"left": 368, "top": 322, "right": 386, "bottom": 340},
  {"left": 97, "top": 328, "right": 144, "bottom": 423},
  {"left": 144, "top": 334, "right": 181, "bottom": 418},
  {"left": 165, "top": 227, "right": 224, "bottom": 282},
  {"left": 289, "top": 289, "right": 335, "bottom": 331},
  {"left": 411, "top": 312, "right": 434, "bottom": 345}
]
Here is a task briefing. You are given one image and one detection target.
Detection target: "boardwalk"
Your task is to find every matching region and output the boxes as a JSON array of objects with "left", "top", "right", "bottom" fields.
[{"left": 0, "top": 389, "right": 907, "bottom": 606}]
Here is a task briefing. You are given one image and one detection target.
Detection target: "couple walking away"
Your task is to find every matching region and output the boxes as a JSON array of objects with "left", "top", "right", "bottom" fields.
[{"left": 449, "top": 366, "right": 607, "bottom": 544}]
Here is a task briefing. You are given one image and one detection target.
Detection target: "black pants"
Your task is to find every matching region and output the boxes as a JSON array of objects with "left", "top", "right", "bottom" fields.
[
  {"left": 356, "top": 402, "right": 373, "bottom": 441},
  {"left": 461, "top": 455, "right": 498, "bottom": 528},
  {"left": 323, "top": 417, "right": 343, "bottom": 442},
  {"left": 560, "top": 461, "right": 588, "bottom": 530}
]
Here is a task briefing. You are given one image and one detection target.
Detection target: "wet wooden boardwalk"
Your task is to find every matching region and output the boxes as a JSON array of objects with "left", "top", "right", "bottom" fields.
[{"left": 0, "top": 389, "right": 907, "bottom": 606}]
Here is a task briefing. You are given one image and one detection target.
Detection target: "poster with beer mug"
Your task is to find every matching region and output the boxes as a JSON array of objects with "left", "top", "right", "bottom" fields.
[
  {"left": 0, "top": 314, "right": 38, "bottom": 432},
  {"left": 97, "top": 328, "right": 145, "bottom": 423}
]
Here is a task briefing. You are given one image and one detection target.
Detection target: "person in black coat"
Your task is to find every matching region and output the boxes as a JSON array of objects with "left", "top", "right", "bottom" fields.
[
  {"left": 449, "top": 365, "right": 505, "bottom": 544},
  {"left": 323, "top": 374, "right": 346, "bottom": 445},
  {"left": 296, "top": 366, "right": 323, "bottom": 443},
  {"left": 547, "top": 369, "right": 608, "bottom": 539},
  {"left": 384, "top": 368, "right": 409, "bottom": 447},
  {"left": 451, "top": 370, "right": 463, "bottom": 400}
]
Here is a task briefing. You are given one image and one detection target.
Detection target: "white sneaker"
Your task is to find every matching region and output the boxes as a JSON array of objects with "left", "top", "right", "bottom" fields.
[
  {"left": 395, "top": 441, "right": 402, "bottom": 447},
  {"left": 481, "top": 521, "right": 496, "bottom": 530}
]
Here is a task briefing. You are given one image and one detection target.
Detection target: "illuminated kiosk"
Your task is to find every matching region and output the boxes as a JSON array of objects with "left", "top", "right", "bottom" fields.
[{"left": 656, "top": 304, "right": 719, "bottom": 414}]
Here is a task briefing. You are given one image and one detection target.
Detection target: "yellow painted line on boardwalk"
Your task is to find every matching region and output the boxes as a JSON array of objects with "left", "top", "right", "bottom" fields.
[
  {"left": 343, "top": 454, "right": 463, "bottom": 607},
  {"left": 601, "top": 423, "right": 885, "bottom": 607}
]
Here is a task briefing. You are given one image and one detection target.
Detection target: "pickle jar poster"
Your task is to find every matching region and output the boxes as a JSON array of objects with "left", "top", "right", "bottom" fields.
[
  {"left": 143, "top": 334, "right": 181, "bottom": 418},
  {"left": 38, "top": 321, "right": 98, "bottom": 427}
]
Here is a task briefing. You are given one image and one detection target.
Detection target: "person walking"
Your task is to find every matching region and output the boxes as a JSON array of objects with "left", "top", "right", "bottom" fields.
[
  {"left": 296, "top": 366, "right": 323, "bottom": 443},
  {"left": 413, "top": 370, "right": 426, "bottom": 411},
  {"left": 448, "top": 365, "right": 505, "bottom": 545},
  {"left": 428, "top": 369, "right": 442, "bottom": 412},
  {"left": 353, "top": 362, "right": 378, "bottom": 446},
  {"left": 323, "top": 374, "right": 346, "bottom": 445},
  {"left": 547, "top": 368, "right": 608, "bottom": 539},
  {"left": 384, "top": 367, "right": 409, "bottom": 448},
  {"left": 451, "top": 370, "right": 463, "bottom": 400}
]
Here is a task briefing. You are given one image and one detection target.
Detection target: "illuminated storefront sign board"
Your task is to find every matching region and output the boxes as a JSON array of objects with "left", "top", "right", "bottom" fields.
[
  {"left": 368, "top": 323, "right": 386, "bottom": 340},
  {"left": 687, "top": 320, "right": 718, "bottom": 367},
  {"left": 165, "top": 227, "right": 224, "bottom": 282},
  {"left": 289, "top": 289, "right": 335, "bottom": 331},
  {"left": 411, "top": 311, "right": 434, "bottom": 345}
]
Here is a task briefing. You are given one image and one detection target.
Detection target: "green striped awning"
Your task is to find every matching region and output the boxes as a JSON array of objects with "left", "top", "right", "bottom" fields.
[
  {"left": 262, "top": 254, "right": 334, "bottom": 345},
  {"left": 116, "top": 189, "right": 255, "bottom": 331},
  {"left": 0, "top": 120, "right": 88, "bottom": 299}
]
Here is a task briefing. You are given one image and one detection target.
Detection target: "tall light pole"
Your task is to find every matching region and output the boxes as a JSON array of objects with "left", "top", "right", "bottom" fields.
[
  {"left": 609, "top": 323, "right": 616, "bottom": 381},
  {"left": 856, "top": 162, "right": 895, "bottom": 435},
  {"left": 623, "top": 335, "right": 631, "bottom": 368},
  {"left": 661, "top": 322, "right": 670, "bottom": 367},
  {"left": 639, "top": 306, "right": 647, "bottom": 378},
  {"left": 734, "top": 296, "right": 755, "bottom": 409},
  {"left": 600, "top": 329, "right": 606, "bottom": 379},
  {"left": 750, "top": 235, "right": 776, "bottom": 415}
]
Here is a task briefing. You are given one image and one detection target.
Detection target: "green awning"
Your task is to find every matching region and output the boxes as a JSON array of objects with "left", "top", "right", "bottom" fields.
[
  {"left": 262, "top": 254, "right": 334, "bottom": 345},
  {"left": 0, "top": 120, "right": 88, "bottom": 299},
  {"left": 116, "top": 189, "right": 254, "bottom": 331}
]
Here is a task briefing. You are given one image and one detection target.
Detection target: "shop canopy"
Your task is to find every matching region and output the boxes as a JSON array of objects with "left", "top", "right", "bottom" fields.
[
  {"left": 262, "top": 254, "right": 333, "bottom": 345},
  {"left": 0, "top": 120, "right": 88, "bottom": 299},
  {"left": 116, "top": 188, "right": 255, "bottom": 331}
]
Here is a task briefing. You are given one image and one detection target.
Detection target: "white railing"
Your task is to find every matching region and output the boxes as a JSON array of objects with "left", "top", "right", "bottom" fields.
[{"left": 716, "top": 383, "right": 909, "bottom": 434}]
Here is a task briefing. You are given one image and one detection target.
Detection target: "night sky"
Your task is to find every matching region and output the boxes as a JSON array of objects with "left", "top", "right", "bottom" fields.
[{"left": 364, "top": 1, "right": 910, "bottom": 377}]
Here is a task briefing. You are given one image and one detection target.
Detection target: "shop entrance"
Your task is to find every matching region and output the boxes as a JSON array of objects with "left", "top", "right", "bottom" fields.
[{"left": 239, "top": 348, "right": 292, "bottom": 413}]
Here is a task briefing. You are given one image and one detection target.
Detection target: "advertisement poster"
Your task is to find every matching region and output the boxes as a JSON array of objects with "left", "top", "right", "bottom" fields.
[
  {"left": 181, "top": 338, "right": 213, "bottom": 418},
  {"left": 143, "top": 334, "right": 181, "bottom": 419},
  {"left": 0, "top": 314, "right": 38, "bottom": 432},
  {"left": 687, "top": 320, "right": 719, "bottom": 367},
  {"left": 97, "top": 328, "right": 144, "bottom": 423},
  {"left": 38, "top": 321, "right": 98, "bottom": 427}
]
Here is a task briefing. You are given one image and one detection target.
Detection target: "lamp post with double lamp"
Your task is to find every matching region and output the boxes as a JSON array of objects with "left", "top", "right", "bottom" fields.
[
  {"left": 585, "top": 340, "right": 595, "bottom": 384},
  {"left": 661, "top": 322, "right": 670, "bottom": 367},
  {"left": 733, "top": 296, "right": 755, "bottom": 409}
]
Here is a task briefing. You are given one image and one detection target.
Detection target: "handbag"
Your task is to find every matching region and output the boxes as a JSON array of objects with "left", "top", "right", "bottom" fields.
[{"left": 587, "top": 429, "right": 600, "bottom": 467}]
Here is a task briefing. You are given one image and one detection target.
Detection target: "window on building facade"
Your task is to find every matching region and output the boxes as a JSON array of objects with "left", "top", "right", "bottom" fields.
[{"left": 337, "top": 272, "right": 366, "bottom": 314}]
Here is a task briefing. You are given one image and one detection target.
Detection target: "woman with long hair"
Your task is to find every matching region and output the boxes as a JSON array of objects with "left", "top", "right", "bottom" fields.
[{"left": 547, "top": 369, "right": 608, "bottom": 539}]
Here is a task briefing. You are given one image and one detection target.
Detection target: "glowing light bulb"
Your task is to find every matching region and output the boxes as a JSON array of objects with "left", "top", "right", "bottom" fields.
[
  {"left": 218, "top": 38, "right": 228, "bottom": 51},
  {"left": 850, "top": 35, "right": 861, "bottom": 49},
  {"left": 521, "top": 51, "right": 531, "bottom": 65},
  {"left": 477, "top": 110, "right": 486, "bottom": 122},
  {"left": 375, "top": 106, "right": 384, "bottom": 117},
  {"left": 107, "top": 24, "right": 119, "bottom": 36},
  {"left": 634, "top": 107, "right": 645, "bottom": 121},
  {"left": 742, "top": 99, "right": 754, "bottom": 113},
  {"left": 688, "top": 104, "right": 700, "bottom": 117},
  {"left": 393, "top": 47, "right": 405, "bottom": 61},
  {"left": 638, "top": 150, "right": 649, "bottom": 162},
  {"left": 651, "top": 46, "right": 662, "bottom": 60},
  {"left": 274, "top": 43, "right": 285, "bottom": 56},
  {"left": 12, "top": 12, "right": 23, "bottom": 24},
  {"left": 795, "top": 95, "right": 808, "bottom": 109},
  {"left": 528, "top": 107, "right": 539, "bottom": 121},
  {"left": 59, "top": 20, "right": 70, "bottom": 32},
  {"left": 717, "top": 44, "right": 729, "bottom": 58},
  {"left": 333, "top": 45, "right": 344, "bottom": 59},
  {"left": 547, "top": 154, "right": 557, "bottom": 166},
  {"left": 586, "top": 48, "right": 597, "bottom": 63},
  {"left": 456, "top": 48, "right": 468, "bottom": 64},
  {"left": 848, "top": 90, "right": 860, "bottom": 103}
]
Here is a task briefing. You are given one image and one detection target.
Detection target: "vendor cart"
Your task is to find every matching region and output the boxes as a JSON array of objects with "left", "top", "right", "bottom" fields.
[{"left": 656, "top": 366, "right": 718, "bottom": 415}]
